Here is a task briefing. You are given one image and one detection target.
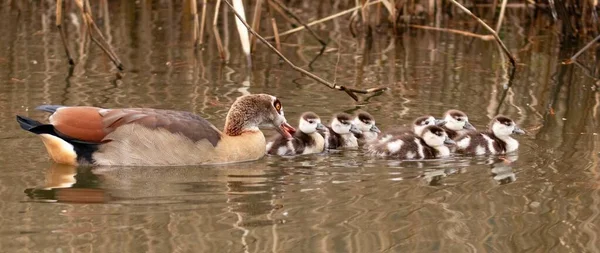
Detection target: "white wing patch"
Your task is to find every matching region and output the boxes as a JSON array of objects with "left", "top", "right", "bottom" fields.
[
  {"left": 386, "top": 140, "right": 403, "bottom": 153},
  {"left": 481, "top": 134, "right": 497, "bottom": 154},
  {"left": 414, "top": 139, "right": 424, "bottom": 159},
  {"left": 456, "top": 136, "right": 471, "bottom": 150}
]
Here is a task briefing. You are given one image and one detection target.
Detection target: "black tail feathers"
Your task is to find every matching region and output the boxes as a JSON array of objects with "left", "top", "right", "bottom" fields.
[{"left": 16, "top": 115, "right": 55, "bottom": 135}]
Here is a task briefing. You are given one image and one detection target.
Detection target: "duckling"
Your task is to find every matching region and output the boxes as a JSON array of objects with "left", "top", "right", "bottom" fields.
[
  {"left": 352, "top": 111, "right": 381, "bottom": 144},
  {"left": 367, "top": 125, "right": 455, "bottom": 159},
  {"left": 16, "top": 94, "right": 296, "bottom": 166},
  {"left": 324, "top": 113, "right": 362, "bottom": 149},
  {"left": 441, "top": 109, "right": 476, "bottom": 139},
  {"left": 370, "top": 115, "right": 446, "bottom": 146},
  {"left": 266, "top": 112, "right": 326, "bottom": 156},
  {"left": 455, "top": 115, "right": 525, "bottom": 155}
]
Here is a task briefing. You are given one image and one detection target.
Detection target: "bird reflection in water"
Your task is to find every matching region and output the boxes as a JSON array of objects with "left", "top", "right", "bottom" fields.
[
  {"left": 421, "top": 154, "right": 519, "bottom": 186},
  {"left": 24, "top": 164, "right": 109, "bottom": 203}
]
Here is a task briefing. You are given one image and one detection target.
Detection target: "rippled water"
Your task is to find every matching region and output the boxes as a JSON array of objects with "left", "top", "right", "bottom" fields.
[{"left": 1, "top": 1, "right": 600, "bottom": 252}]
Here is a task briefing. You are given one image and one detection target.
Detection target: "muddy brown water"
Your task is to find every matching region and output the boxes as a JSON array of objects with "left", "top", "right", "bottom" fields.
[{"left": 1, "top": 2, "right": 600, "bottom": 252}]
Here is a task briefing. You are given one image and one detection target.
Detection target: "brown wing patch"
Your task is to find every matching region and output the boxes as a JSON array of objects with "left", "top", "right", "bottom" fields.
[
  {"left": 50, "top": 107, "right": 106, "bottom": 143},
  {"left": 99, "top": 108, "right": 222, "bottom": 146}
]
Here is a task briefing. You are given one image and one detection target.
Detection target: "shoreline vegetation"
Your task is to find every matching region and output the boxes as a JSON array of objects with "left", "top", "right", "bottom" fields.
[{"left": 16, "top": 0, "right": 600, "bottom": 100}]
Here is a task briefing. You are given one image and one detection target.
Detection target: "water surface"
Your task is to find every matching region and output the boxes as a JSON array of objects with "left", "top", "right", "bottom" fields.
[{"left": 1, "top": 1, "right": 600, "bottom": 252}]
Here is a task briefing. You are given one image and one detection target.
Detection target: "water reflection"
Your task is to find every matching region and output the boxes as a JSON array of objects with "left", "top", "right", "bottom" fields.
[{"left": 2, "top": 0, "right": 600, "bottom": 252}]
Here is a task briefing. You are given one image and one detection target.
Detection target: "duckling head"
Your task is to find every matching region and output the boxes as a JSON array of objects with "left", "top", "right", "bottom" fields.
[
  {"left": 421, "top": 125, "right": 455, "bottom": 147},
  {"left": 443, "top": 109, "right": 475, "bottom": 131},
  {"left": 224, "top": 94, "right": 296, "bottom": 139},
  {"left": 331, "top": 113, "right": 362, "bottom": 135},
  {"left": 413, "top": 115, "right": 446, "bottom": 136},
  {"left": 353, "top": 112, "right": 380, "bottom": 133},
  {"left": 490, "top": 115, "right": 525, "bottom": 137},
  {"left": 298, "top": 112, "right": 326, "bottom": 134}
]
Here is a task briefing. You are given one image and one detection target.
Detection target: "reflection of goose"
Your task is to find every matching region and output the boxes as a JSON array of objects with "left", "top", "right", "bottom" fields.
[
  {"left": 25, "top": 164, "right": 108, "bottom": 203},
  {"left": 16, "top": 94, "right": 295, "bottom": 166}
]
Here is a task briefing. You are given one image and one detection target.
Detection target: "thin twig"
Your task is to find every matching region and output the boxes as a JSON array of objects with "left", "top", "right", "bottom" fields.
[
  {"left": 77, "top": 0, "right": 124, "bottom": 70},
  {"left": 270, "top": 0, "right": 327, "bottom": 46},
  {"left": 56, "top": 0, "right": 74, "bottom": 65},
  {"left": 409, "top": 24, "right": 495, "bottom": 40},
  {"left": 199, "top": 0, "right": 208, "bottom": 47},
  {"left": 222, "top": 0, "right": 387, "bottom": 101},
  {"left": 495, "top": 0, "right": 507, "bottom": 32},
  {"left": 265, "top": 0, "right": 383, "bottom": 39},
  {"left": 270, "top": 16, "right": 281, "bottom": 52},
  {"left": 449, "top": 0, "right": 516, "bottom": 69},
  {"left": 213, "top": 0, "right": 226, "bottom": 60},
  {"left": 563, "top": 33, "right": 600, "bottom": 64},
  {"left": 250, "top": 0, "right": 263, "bottom": 52},
  {"left": 191, "top": 0, "right": 199, "bottom": 46}
]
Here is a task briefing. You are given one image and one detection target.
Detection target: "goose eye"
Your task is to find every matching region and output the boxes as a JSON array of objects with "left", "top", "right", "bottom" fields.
[{"left": 273, "top": 100, "right": 282, "bottom": 113}]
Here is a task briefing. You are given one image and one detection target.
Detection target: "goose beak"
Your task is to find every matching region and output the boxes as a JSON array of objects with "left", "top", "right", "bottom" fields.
[
  {"left": 464, "top": 121, "right": 476, "bottom": 130},
  {"left": 316, "top": 123, "right": 326, "bottom": 131},
  {"left": 435, "top": 119, "right": 446, "bottom": 126},
  {"left": 513, "top": 126, "right": 525, "bottom": 135},
  {"left": 370, "top": 125, "right": 381, "bottom": 133},
  {"left": 350, "top": 124, "right": 362, "bottom": 134},
  {"left": 277, "top": 122, "right": 296, "bottom": 140},
  {"left": 444, "top": 138, "right": 456, "bottom": 145}
]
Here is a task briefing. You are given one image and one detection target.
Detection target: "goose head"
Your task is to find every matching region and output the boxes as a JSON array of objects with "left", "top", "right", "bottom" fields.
[
  {"left": 443, "top": 109, "right": 475, "bottom": 131},
  {"left": 331, "top": 113, "right": 362, "bottom": 135},
  {"left": 413, "top": 115, "right": 446, "bottom": 136},
  {"left": 353, "top": 111, "right": 380, "bottom": 134},
  {"left": 224, "top": 94, "right": 296, "bottom": 139},
  {"left": 490, "top": 115, "right": 525, "bottom": 137},
  {"left": 421, "top": 125, "right": 455, "bottom": 147},
  {"left": 298, "top": 112, "right": 326, "bottom": 134}
]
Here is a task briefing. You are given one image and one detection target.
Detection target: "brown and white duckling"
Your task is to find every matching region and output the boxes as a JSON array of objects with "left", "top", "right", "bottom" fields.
[
  {"left": 441, "top": 109, "right": 476, "bottom": 139},
  {"left": 367, "top": 125, "right": 455, "bottom": 159},
  {"left": 371, "top": 115, "right": 445, "bottom": 146},
  {"left": 16, "top": 94, "right": 296, "bottom": 166},
  {"left": 352, "top": 111, "right": 381, "bottom": 144},
  {"left": 266, "top": 112, "right": 326, "bottom": 156},
  {"left": 455, "top": 115, "right": 525, "bottom": 155},
  {"left": 324, "top": 113, "right": 362, "bottom": 149}
]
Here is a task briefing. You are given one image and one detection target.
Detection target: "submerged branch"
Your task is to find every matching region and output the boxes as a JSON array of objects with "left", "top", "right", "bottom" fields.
[
  {"left": 409, "top": 24, "right": 494, "bottom": 40},
  {"left": 265, "top": 0, "right": 383, "bottom": 40},
  {"left": 222, "top": 0, "right": 387, "bottom": 101},
  {"left": 563, "top": 33, "right": 600, "bottom": 64},
  {"left": 449, "top": 0, "right": 516, "bottom": 69}
]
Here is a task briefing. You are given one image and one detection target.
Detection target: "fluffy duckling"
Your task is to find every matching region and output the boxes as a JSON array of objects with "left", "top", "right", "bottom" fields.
[
  {"left": 455, "top": 115, "right": 525, "bottom": 155},
  {"left": 324, "top": 113, "right": 362, "bottom": 149},
  {"left": 352, "top": 111, "right": 381, "bottom": 144},
  {"left": 266, "top": 112, "right": 326, "bottom": 156},
  {"left": 367, "top": 125, "right": 455, "bottom": 159},
  {"left": 16, "top": 94, "right": 296, "bottom": 166},
  {"left": 371, "top": 115, "right": 445, "bottom": 146},
  {"left": 441, "top": 109, "right": 476, "bottom": 139}
]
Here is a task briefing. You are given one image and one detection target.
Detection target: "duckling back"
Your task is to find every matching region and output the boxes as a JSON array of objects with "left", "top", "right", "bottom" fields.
[{"left": 367, "top": 134, "right": 437, "bottom": 159}]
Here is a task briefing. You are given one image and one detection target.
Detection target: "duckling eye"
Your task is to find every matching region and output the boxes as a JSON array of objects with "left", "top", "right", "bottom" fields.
[
  {"left": 456, "top": 118, "right": 463, "bottom": 122},
  {"left": 424, "top": 121, "right": 430, "bottom": 125},
  {"left": 308, "top": 120, "right": 314, "bottom": 124}
]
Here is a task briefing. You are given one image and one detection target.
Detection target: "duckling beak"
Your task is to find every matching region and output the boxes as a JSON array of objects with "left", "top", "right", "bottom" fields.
[
  {"left": 370, "top": 125, "right": 381, "bottom": 133},
  {"left": 277, "top": 122, "right": 296, "bottom": 140},
  {"left": 350, "top": 124, "right": 362, "bottom": 134},
  {"left": 435, "top": 119, "right": 446, "bottom": 126},
  {"left": 513, "top": 126, "right": 525, "bottom": 135},
  {"left": 444, "top": 138, "right": 456, "bottom": 145},
  {"left": 316, "top": 123, "right": 326, "bottom": 131},
  {"left": 464, "top": 121, "right": 476, "bottom": 130}
]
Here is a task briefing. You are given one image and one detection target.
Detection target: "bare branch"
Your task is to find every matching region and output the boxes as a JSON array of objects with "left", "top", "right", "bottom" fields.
[
  {"left": 449, "top": 0, "right": 516, "bottom": 69},
  {"left": 222, "top": 0, "right": 387, "bottom": 101}
]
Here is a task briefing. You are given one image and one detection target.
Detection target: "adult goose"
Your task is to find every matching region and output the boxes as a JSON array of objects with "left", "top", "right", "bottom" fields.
[{"left": 16, "top": 94, "right": 295, "bottom": 166}]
